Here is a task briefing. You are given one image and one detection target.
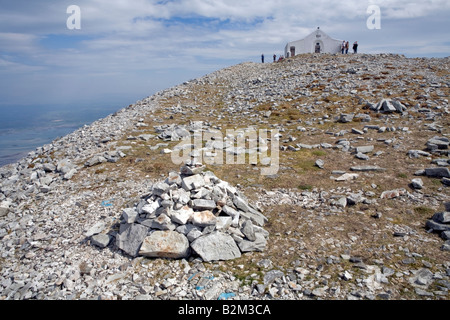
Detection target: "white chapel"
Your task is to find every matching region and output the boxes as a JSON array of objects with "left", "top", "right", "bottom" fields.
[{"left": 284, "top": 27, "right": 343, "bottom": 57}]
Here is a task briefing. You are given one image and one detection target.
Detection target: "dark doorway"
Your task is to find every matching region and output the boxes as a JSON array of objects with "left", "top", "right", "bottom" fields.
[
  {"left": 315, "top": 42, "right": 321, "bottom": 53},
  {"left": 290, "top": 46, "right": 295, "bottom": 57}
]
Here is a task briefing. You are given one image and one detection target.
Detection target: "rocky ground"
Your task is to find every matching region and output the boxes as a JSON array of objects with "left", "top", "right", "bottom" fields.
[{"left": 0, "top": 53, "right": 449, "bottom": 301}]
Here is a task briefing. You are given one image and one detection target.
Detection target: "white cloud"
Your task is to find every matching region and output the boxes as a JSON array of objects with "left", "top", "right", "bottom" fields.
[
  {"left": 0, "top": 0, "right": 448, "bottom": 106},
  {"left": 0, "top": 56, "right": 44, "bottom": 73},
  {"left": 376, "top": 0, "right": 450, "bottom": 19},
  {"left": 0, "top": 32, "right": 41, "bottom": 54}
]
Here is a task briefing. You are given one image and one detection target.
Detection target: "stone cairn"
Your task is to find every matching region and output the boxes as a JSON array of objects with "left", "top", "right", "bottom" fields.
[
  {"left": 110, "top": 160, "right": 269, "bottom": 262},
  {"left": 368, "top": 98, "right": 407, "bottom": 113}
]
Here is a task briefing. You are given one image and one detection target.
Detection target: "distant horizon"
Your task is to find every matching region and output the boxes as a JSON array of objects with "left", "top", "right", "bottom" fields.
[{"left": 0, "top": 102, "right": 124, "bottom": 167}]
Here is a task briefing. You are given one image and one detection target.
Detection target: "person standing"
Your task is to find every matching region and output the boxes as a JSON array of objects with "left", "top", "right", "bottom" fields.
[
  {"left": 261, "top": 54, "right": 264, "bottom": 63},
  {"left": 341, "top": 41, "right": 345, "bottom": 54},
  {"left": 273, "top": 54, "right": 276, "bottom": 62},
  {"left": 353, "top": 41, "right": 358, "bottom": 53},
  {"left": 345, "top": 41, "right": 349, "bottom": 54}
]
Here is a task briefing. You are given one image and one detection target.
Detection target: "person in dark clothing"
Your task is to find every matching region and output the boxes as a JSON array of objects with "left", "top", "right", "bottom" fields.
[
  {"left": 261, "top": 54, "right": 264, "bottom": 63},
  {"left": 273, "top": 54, "right": 276, "bottom": 62},
  {"left": 353, "top": 41, "right": 358, "bottom": 53},
  {"left": 345, "top": 41, "right": 349, "bottom": 54}
]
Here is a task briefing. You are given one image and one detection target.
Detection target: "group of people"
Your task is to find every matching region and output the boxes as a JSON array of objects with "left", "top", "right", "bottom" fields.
[
  {"left": 341, "top": 41, "right": 358, "bottom": 54},
  {"left": 261, "top": 40, "right": 358, "bottom": 63},
  {"left": 261, "top": 54, "right": 284, "bottom": 63}
]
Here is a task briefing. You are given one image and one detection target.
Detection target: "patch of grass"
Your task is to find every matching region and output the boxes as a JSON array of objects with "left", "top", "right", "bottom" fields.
[
  {"left": 288, "top": 149, "right": 320, "bottom": 174},
  {"left": 213, "top": 255, "right": 265, "bottom": 287},
  {"left": 94, "top": 167, "right": 107, "bottom": 175},
  {"left": 397, "top": 173, "right": 408, "bottom": 179},
  {"left": 293, "top": 159, "right": 317, "bottom": 173},
  {"left": 298, "top": 184, "right": 313, "bottom": 191},
  {"left": 233, "top": 271, "right": 263, "bottom": 287},
  {"left": 414, "top": 206, "right": 434, "bottom": 216},
  {"left": 323, "top": 94, "right": 341, "bottom": 103},
  {"left": 141, "top": 161, "right": 170, "bottom": 174},
  {"left": 256, "top": 102, "right": 272, "bottom": 112},
  {"left": 430, "top": 178, "right": 442, "bottom": 186},
  {"left": 312, "top": 150, "right": 327, "bottom": 157}
]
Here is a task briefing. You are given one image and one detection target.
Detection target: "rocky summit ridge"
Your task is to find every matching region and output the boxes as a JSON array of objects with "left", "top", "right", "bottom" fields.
[{"left": 0, "top": 53, "right": 449, "bottom": 300}]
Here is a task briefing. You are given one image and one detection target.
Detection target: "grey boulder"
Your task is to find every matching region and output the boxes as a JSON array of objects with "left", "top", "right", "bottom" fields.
[
  {"left": 425, "top": 167, "right": 450, "bottom": 178},
  {"left": 139, "top": 230, "right": 190, "bottom": 259},
  {"left": 237, "top": 233, "right": 267, "bottom": 252},
  {"left": 91, "top": 234, "right": 112, "bottom": 248},
  {"left": 191, "top": 232, "right": 241, "bottom": 262},
  {"left": 115, "top": 223, "right": 149, "bottom": 257}
]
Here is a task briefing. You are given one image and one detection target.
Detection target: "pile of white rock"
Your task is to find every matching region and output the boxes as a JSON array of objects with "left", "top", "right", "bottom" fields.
[
  {"left": 91, "top": 160, "right": 269, "bottom": 262},
  {"left": 369, "top": 98, "right": 407, "bottom": 113}
]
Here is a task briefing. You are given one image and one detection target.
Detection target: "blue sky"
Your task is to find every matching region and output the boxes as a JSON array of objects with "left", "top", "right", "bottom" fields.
[{"left": 0, "top": 0, "right": 449, "bottom": 109}]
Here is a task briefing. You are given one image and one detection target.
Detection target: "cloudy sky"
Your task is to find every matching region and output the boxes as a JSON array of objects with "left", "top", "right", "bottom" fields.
[{"left": 1, "top": 0, "right": 449, "bottom": 109}]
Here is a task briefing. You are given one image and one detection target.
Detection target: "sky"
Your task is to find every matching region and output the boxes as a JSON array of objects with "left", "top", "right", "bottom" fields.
[{"left": 0, "top": 0, "right": 449, "bottom": 109}]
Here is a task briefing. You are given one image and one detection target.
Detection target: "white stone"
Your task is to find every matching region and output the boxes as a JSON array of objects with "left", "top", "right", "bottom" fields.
[
  {"left": 168, "top": 206, "right": 193, "bottom": 225},
  {"left": 191, "top": 210, "right": 217, "bottom": 227},
  {"left": 191, "top": 232, "right": 241, "bottom": 262},
  {"left": 141, "top": 199, "right": 161, "bottom": 216},
  {"left": 181, "top": 174, "right": 205, "bottom": 191},
  {"left": 139, "top": 231, "right": 190, "bottom": 259}
]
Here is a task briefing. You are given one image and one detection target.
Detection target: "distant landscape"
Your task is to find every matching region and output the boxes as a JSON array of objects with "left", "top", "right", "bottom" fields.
[{"left": 0, "top": 104, "right": 123, "bottom": 166}]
